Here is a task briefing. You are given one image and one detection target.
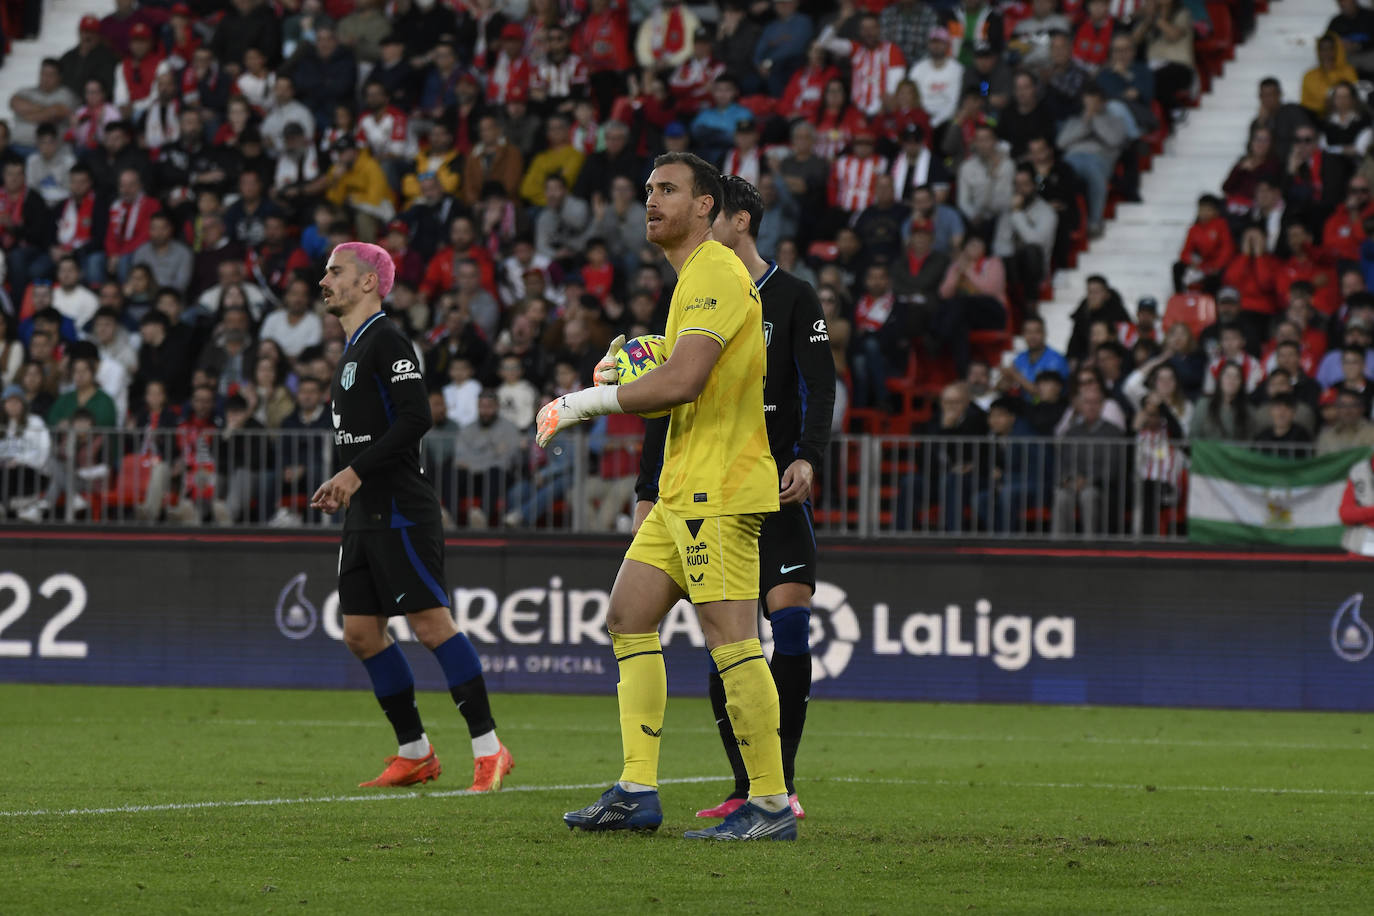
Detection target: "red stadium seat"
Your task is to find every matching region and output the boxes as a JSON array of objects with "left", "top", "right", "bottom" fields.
[
  {"left": 969, "top": 305, "right": 1014, "bottom": 365},
  {"left": 1197, "top": 2, "right": 1235, "bottom": 78},
  {"left": 885, "top": 352, "right": 937, "bottom": 432},
  {"left": 1164, "top": 292, "right": 1217, "bottom": 339}
]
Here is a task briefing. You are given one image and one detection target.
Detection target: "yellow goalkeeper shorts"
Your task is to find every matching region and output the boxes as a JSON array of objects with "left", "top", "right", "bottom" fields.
[{"left": 625, "top": 501, "right": 763, "bottom": 604}]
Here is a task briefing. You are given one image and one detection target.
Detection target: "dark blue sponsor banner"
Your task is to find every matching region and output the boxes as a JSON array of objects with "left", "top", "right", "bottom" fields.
[{"left": 1, "top": 535, "right": 1372, "bottom": 710}]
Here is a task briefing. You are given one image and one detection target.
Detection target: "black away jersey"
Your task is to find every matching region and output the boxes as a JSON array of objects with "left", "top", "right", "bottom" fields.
[
  {"left": 330, "top": 311, "right": 441, "bottom": 530},
  {"left": 757, "top": 262, "right": 836, "bottom": 472}
]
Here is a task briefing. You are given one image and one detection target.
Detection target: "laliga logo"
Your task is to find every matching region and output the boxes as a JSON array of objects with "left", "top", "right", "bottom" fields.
[
  {"left": 1331, "top": 593, "right": 1373, "bottom": 662},
  {"left": 276, "top": 573, "right": 319, "bottom": 639},
  {"left": 761, "top": 581, "right": 860, "bottom": 681}
]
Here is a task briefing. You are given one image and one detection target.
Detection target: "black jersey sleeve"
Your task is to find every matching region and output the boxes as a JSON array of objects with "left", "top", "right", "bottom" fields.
[
  {"left": 791, "top": 282, "right": 836, "bottom": 473},
  {"left": 634, "top": 415, "right": 669, "bottom": 503},
  {"left": 349, "top": 331, "right": 432, "bottom": 480}
]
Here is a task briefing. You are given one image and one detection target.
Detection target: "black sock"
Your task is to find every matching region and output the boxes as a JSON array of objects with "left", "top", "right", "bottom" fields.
[
  {"left": 377, "top": 687, "right": 425, "bottom": 745},
  {"left": 448, "top": 674, "right": 496, "bottom": 738},
  {"left": 707, "top": 668, "right": 750, "bottom": 799},
  {"left": 770, "top": 651, "right": 812, "bottom": 795}
]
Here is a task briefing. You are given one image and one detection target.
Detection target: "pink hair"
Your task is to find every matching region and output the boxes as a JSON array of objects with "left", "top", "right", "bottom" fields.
[{"left": 333, "top": 241, "right": 395, "bottom": 298}]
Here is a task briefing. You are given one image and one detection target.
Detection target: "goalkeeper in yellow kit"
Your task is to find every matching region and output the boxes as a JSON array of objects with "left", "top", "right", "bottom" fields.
[{"left": 534, "top": 152, "right": 795, "bottom": 841}]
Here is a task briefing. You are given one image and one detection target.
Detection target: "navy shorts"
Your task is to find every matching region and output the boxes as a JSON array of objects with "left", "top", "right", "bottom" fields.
[
  {"left": 338, "top": 524, "right": 450, "bottom": 616},
  {"left": 757, "top": 501, "right": 817, "bottom": 601}
]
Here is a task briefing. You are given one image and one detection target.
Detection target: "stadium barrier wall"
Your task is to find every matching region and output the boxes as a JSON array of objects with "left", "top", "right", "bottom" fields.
[{"left": 1, "top": 533, "right": 1372, "bottom": 711}]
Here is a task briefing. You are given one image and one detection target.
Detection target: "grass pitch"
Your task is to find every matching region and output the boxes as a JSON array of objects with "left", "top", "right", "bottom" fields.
[{"left": 2, "top": 685, "right": 1371, "bottom": 914}]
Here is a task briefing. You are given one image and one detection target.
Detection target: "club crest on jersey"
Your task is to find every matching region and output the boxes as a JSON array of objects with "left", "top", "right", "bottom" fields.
[
  {"left": 763, "top": 321, "right": 773, "bottom": 346},
  {"left": 341, "top": 361, "right": 357, "bottom": 390}
]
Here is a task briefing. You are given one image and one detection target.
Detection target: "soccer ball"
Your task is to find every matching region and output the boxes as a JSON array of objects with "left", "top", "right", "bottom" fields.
[
  {"left": 614, "top": 335, "right": 671, "bottom": 418},
  {"left": 614, "top": 334, "right": 669, "bottom": 382}
]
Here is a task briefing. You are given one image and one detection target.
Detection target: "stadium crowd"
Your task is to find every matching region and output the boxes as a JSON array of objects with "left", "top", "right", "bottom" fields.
[{"left": 0, "top": 0, "right": 1366, "bottom": 536}]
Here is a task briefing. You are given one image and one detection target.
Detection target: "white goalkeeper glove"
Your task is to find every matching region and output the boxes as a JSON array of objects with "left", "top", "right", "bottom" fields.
[
  {"left": 593, "top": 334, "right": 626, "bottom": 386},
  {"left": 535, "top": 386, "right": 624, "bottom": 448}
]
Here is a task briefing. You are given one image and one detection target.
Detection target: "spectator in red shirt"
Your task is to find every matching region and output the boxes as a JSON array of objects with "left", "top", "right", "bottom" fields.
[
  {"left": 779, "top": 42, "right": 840, "bottom": 122},
  {"left": 851, "top": 260, "right": 908, "bottom": 408},
  {"left": 488, "top": 24, "right": 533, "bottom": 107},
  {"left": 1261, "top": 322, "right": 1323, "bottom": 380},
  {"left": 575, "top": 0, "right": 633, "bottom": 115},
  {"left": 1323, "top": 176, "right": 1374, "bottom": 262},
  {"left": 114, "top": 23, "right": 165, "bottom": 122},
  {"left": 1222, "top": 225, "right": 1281, "bottom": 315},
  {"left": 420, "top": 215, "right": 498, "bottom": 305},
  {"left": 878, "top": 79, "right": 933, "bottom": 147},
  {"left": 811, "top": 78, "right": 868, "bottom": 161},
  {"left": 1172, "top": 194, "right": 1234, "bottom": 295},
  {"left": 165, "top": 4, "right": 201, "bottom": 71},
  {"left": 1222, "top": 126, "right": 1282, "bottom": 213},
  {"left": 667, "top": 27, "right": 727, "bottom": 117},
  {"left": 100, "top": 0, "right": 157, "bottom": 59},
  {"left": 1072, "top": 0, "right": 1118, "bottom": 72},
  {"left": 381, "top": 220, "right": 424, "bottom": 291},
  {"left": 580, "top": 237, "right": 616, "bottom": 302},
  {"left": 829, "top": 131, "right": 888, "bottom": 213},
  {"left": 936, "top": 234, "right": 1008, "bottom": 374},
  {"left": 1277, "top": 222, "right": 1340, "bottom": 314},
  {"left": 106, "top": 167, "right": 159, "bottom": 282},
  {"left": 1282, "top": 283, "right": 1331, "bottom": 364}
]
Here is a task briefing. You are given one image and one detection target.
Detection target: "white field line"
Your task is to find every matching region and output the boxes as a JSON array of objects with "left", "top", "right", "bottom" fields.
[
  {"left": 0, "top": 776, "right": 725, "bottom": 818},
  {"left": 4, "top": 774, "right": 1373, "bottom": 820},
  {"left": 823, "top": 777, "right": 1374, "bottom": 798},
  {"left": 36, "top": 716, "right": 1374, "bottom": 752}
]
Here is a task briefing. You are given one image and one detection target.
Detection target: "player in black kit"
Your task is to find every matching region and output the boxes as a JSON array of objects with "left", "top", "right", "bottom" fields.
[
  {"left": 633, "top": 175, "right": 835, "bottom": 820},
  {"left": 312, "top": 242, "right": 513, "bottom": 791}
]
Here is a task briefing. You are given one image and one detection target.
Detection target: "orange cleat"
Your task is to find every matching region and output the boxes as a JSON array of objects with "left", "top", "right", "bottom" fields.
[
  {"left": 358, "top": 749, "right": 442, "bottom": 787},
  {"left": 467, "top": 742, "right": 514, "bottom": 792}
]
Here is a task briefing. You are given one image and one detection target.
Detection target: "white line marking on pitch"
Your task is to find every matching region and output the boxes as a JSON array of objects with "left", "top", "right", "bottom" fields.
[
  {"left": 0, "top": 776, "right": 726, "bottom": 819},
  {"left": 822, "top": 777, "right": 1374, "bottom": 797},
  {"left": 5, "top": 775, "right": 1373, "bottom": 819},
  {"left": 43, "top": 717, "right": 1374, "bottom": 752}
]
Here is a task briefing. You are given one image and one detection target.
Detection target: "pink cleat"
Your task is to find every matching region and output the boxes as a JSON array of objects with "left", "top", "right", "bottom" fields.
[
  {"left": 788, "top": 794, "right": 806, "bottom": 819},
  {"left": 695, "top": 797, "right": 747, "bottom": 819}
]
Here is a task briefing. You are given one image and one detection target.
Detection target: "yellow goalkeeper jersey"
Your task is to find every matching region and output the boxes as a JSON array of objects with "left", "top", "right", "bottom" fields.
[{"left": 657, "top": 240, "right": 779, "bottom": 517}]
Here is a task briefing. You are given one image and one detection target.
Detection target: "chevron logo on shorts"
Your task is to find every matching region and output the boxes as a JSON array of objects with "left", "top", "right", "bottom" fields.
[{"left": 690, "top": 572, "right": 705, "bottom": 585}]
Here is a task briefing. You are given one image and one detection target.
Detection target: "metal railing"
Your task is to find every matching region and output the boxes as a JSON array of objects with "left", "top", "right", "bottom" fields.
[
  {"left": 809, "top": 435, "right": 1315, "bottom": 541},
  {"left": 0, "top": 425, "right": 647, "bottom": 532},
  {"left": 0, "top": 426, "right": 1318, "bottom": 541}
]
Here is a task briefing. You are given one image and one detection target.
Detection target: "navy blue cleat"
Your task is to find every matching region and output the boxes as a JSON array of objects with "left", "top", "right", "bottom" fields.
[
  {"left": 682, "top": 801, "right": 797, "bottom": 841},
  {"left": 564, "top": 784, "right": 664, "bottom": 833}
]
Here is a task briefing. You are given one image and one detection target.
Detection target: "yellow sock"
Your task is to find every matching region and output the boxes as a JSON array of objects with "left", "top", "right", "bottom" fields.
[
  {"left": 710, "top": 638, "right": 787, "bottom": 798},
  {"left": 611, "top": 631, "right": 666, "bottom": 788}
]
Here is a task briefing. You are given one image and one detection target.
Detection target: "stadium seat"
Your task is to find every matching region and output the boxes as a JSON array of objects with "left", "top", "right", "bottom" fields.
[
  {"left": 969, "top": 304, "right": 1015, "bottom": 365},
  {"left": 885, "top": 351, "right": 937, "bottom": 430},
  {"left": 1197, "top": 3, "right": 1235, "bottom": 79},
  {"left": 807, "top": 240, "right": 838, "bottom": 263},
  {"left": 1164, "top": 292, "right": 1217, "bottom": 338},
  {"left": 1068, "top": 194, "right": 1089, "bottom": 266}
]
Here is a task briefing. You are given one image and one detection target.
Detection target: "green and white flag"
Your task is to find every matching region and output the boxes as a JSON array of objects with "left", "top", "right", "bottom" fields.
[{"left": 1188, "top": 442, "right": 1370, "bottom": 546}]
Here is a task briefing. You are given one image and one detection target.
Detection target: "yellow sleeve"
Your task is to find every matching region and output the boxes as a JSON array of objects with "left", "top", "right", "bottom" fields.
[
  {"left": 400, "top": 155, "right": 423, "bottom": 203},
  {"left": 675, "top": 255, "right": 752, "bottom": 349},
  {"left": 1301, "top": 71, "right": 1327, "bottom": 113},
  {"left": 520, "top": 152, "right": 550, "bottom": 205},
  {"left": 325, "top": 173, "right": 348, "bottom": 206},
  {"left": 439, "top": 152, "right": 462, "bottom": 197},
  {"left": 363, "top": 159, "right": 395, "bottom": 208},
  {"left": 561, "top": 148, "right": 586, "bottom": 190}
]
